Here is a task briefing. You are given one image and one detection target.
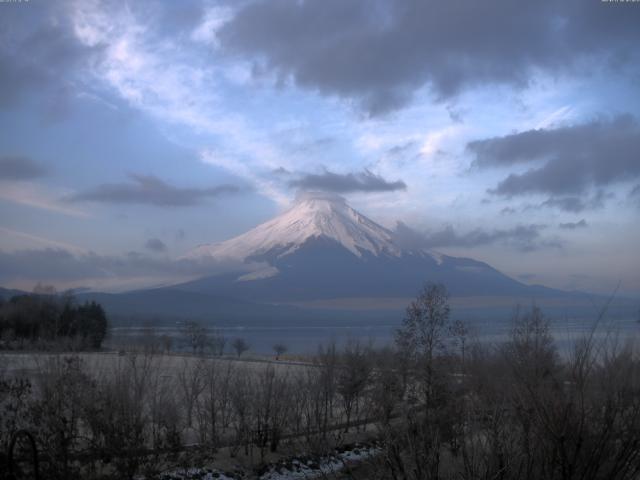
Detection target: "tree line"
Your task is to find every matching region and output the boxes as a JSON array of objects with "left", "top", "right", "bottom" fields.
[
  {"left": 0, "top": 292, "right": 108, "bottom": 350},
  {"left": 180, "top": 320, "right": 251, "bottom": 357}
]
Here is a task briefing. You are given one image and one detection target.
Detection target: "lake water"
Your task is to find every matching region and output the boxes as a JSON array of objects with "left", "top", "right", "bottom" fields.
[{"left": 107, "top": 314, "right": 640, "bottom": 356}]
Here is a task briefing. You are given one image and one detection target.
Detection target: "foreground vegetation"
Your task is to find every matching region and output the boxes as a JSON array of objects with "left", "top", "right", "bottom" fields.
[{"left": 1, "top": 284, "right": 639, "bottom": 479}]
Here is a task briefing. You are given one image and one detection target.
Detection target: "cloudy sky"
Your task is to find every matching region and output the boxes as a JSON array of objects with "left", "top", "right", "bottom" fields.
[{"left": 0, "top": 0, "right": 639, "bottom": 295}]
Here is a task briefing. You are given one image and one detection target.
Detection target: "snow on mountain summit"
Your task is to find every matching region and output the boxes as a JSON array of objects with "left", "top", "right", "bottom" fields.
[{"left": 184, "top": 192, "right": 403, "bottom": 262}]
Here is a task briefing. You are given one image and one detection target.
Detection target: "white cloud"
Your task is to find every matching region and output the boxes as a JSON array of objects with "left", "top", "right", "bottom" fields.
[
  {"left": 199, "top": 149, "right": 289, "bottom": 206},
  {"left": 69, "top": 1, "right": 297, "bottom": 207},
  {"left": 534, "top": 105, "right": 574, "bottom": 130},
  {"left": 190, "top": 6, "right": 233, "bottom": 46},
  {"left": 419, "top": 126, "right": 460, "bottom": 157}
]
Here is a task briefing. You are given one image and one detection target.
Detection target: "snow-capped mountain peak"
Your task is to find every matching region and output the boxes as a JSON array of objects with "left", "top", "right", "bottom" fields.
[
  {"left": 184, "top": 192, "right": 402, "bottom": 261},
  {"left": 176, "top": 193, "right": 538, "bottom": 301}
]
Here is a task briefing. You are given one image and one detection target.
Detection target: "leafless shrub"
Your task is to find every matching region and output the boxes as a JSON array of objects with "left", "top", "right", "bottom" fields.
[{"left": 232, "top": 337, "right": 250, "bottom": 357}]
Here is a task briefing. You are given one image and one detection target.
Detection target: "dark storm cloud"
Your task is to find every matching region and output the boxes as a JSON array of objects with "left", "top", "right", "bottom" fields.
[
  {"left": 467, "top": 115, "right": 640, "bottom": 197},
  {"left": 0, "top": 4, "right": 104, "bottom": 111},
  {"left": 144, "top": 238, "right": 167, "bottom": 252},
  {"left": 0, "top": 155, "right": 47, "bottom": 180},
  {"left": 559, "top": 219, "right": 588, "bottom": 230},
  {"left": 218, "top": 0, "right": 640, "bottom": 115},
  {"left": 538, "top": 191, "right": 612, "bottom": 213},
  {"left": 290, "top": 169, "right": 406, "bottom": 193},
  {"left": 540, "top": 197, "right": 595, "bottom": 213},
  {"left": 392, "top": 221, "right": 560, "bottom": 253},
  {"left": 68, "top": 174, "right": 239, "bottom": 207}
]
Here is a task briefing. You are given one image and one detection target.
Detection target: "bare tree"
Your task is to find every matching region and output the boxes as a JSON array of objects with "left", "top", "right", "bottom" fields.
[
  {"left": 310, "top": 342, "right": 339, "bottom": 449},
  {"left": 396, "top": 282, "right": 451, "bottom": 404},
  {"left": 182, "top": 321, "right": 208, "bottom": 355},
  {"left": 273, "top": 343, "right": 287, "bottom": 360},
  {"left": 450, "top": 318, "right": 469, "bottom": 374},
  {"left": 369, "top": 348, "right": 404, "bottom": 426},
  {"left": 252, "top": 365, "right": 289, "bottom": 460},
  {"left": 209, "top": 328, "right": 227, "bottom": 356},
  {"left": 336, "top": 340, "right": 372, "bottom": 431},
  {"left": 177, "top": 358, "right": 206, "bottom": 428},
  {"left": 232, "top": 338, "right": 250, "bottom": 357},
  {"left": 160, "top": 334, "right": 173, "bottom": 354},
  {"left": 287, "top": 370, "right": 312, "bottom": 438},
  {"left": 196, "top": 359, "right": 235, "bottom": 448},
  {"left": 83, "top": 353, "right": 153, "bottom": 480},
  {"left": 229, "top": 367, "right": 252, "bottom": 457},
  {"left": 30, "top": 355, "right": 91, "bottom": 479},
  {"left": 382, "top": 284, "right": 455, "bottom": 479}
]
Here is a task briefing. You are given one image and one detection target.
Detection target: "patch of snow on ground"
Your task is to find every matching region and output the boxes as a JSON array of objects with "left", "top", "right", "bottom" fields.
[
  {"left": 153, "top": 443, "right": 380, "bottom": 480},
  {"left": 158, "top": 467, "right": 240, "bottom": 480},
  {"left": 259, "top": 445, "right": 380, "bottom": 479}
]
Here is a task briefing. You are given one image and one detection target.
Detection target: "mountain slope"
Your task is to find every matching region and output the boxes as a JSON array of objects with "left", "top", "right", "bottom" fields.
[
  {"left": 184, "top": 192, "right": 403, "bottom": 261},
  {"left": 179, "top": 193, "right": 554, "bottom": 301}
]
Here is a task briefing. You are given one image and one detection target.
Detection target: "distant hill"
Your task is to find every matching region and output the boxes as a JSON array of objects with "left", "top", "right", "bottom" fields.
[{"left": 0, "top": 287, "right": 26, "bottom": 300}]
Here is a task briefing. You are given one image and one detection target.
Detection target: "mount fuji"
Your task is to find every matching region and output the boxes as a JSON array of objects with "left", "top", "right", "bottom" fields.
[{"left": 175, "top": 193, "right": 555, "bottom": 303}]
